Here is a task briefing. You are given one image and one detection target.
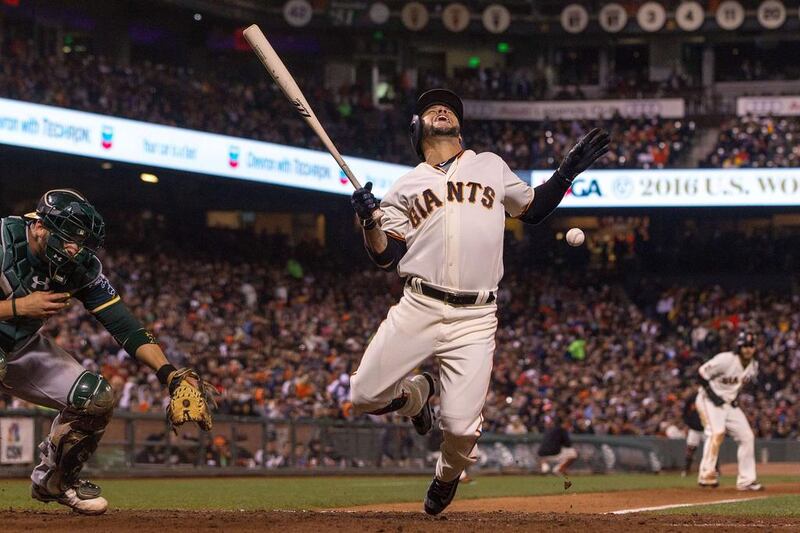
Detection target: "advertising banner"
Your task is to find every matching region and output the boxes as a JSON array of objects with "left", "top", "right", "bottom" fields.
[
  {"left": 736, "top": 96, "right": 800, "bottom": 117},
  {"left": 2, "top": 98, "right": 799, "bottom": 208},
  {"left": 0, "top": 417, "right": 35, "bottom": 464},
  {"left": 0, "top": 97, "right": 409, "bottom": 198},
  {"left": 464, "top": 98, "right": 685, "bottom": 121},
  {"left": 530, "top": 168, "right": 800, "bottom": 208}
]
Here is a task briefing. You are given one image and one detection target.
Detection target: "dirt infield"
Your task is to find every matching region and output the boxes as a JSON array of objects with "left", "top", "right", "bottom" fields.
[
  {"left": 1, "top": 509, "right": 798, "bottom": 532},
  {"left": 340, "top": 482, "right": 800, "bottom": 514},
  {"left": 2, "top": 484, "right": 799, "bottom": 532}
]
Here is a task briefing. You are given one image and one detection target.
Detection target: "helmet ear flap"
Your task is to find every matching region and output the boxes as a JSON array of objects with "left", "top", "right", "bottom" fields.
[{"left": 409, "top": 114, "right": 424, "bottom": 161}]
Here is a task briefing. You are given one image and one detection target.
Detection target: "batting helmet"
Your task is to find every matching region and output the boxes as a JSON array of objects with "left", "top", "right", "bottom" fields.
[
  {"left": 409, "top": 88, "right": 464, "bottom": 160},
  {"left": 25, "top": 189, "right": 105, "bottom": 284},
  {"left": 736, "top": 330, "right": 756, "bottom": 351}
]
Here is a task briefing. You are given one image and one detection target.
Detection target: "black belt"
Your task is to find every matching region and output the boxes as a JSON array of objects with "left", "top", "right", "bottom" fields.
[{"left": 407, "top": 279, "right": 495, "bottom": 306}]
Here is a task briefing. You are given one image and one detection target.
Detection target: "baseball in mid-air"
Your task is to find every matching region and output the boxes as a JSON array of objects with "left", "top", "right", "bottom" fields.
[{"left": 566, "top": 228, "right": 585, "bottom": 247}]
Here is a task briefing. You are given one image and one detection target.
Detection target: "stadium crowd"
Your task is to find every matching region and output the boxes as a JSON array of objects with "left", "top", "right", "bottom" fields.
[
  {"left": 0, "top": 37, "right": 692, "bottom": 170},
  {"left": 703, "top": 115, "right": 800, "bottom": 168},
  {"left": 1, "top": 219, "right": 797, "bottom": 452}
]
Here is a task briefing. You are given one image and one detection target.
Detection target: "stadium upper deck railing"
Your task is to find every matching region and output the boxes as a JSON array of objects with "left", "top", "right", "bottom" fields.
[{"left": 0, "top": 409, "right": 796, "bottom": 477}]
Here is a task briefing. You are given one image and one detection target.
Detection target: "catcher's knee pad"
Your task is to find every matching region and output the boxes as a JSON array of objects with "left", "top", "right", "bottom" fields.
[
  {"left": 0, "top": 349, "right": 6, "bottom": 382},
  {"left": 69, "top": 371, "right": 114, "bottom": 419}
]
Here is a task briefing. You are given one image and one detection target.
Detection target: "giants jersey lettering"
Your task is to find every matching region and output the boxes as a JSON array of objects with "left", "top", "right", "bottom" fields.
[
  {"left": 698, "top": 351, "right": 758, "bottom": 403},
  {"left": 379, "top": 150, "right": 533, "bottom": 292}
]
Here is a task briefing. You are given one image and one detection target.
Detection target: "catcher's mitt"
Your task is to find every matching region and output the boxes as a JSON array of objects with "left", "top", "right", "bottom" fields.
[{"left": 167, "top": 368, "right": 216, "bottom": 432}]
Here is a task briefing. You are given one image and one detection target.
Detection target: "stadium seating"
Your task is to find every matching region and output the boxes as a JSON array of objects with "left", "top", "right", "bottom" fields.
[{"left": 0, "top": 43, "right": 692, "bottom": 169}]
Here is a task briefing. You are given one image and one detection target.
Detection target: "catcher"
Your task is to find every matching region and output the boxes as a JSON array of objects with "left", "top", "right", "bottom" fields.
[{"left": 0, "top": 189, "right": 213, "bottom": 515}]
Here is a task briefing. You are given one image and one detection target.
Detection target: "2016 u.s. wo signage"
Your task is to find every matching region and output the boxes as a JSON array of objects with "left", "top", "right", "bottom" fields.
[{"left": 530, "top": 168, "right": 800, "bottom": 208}]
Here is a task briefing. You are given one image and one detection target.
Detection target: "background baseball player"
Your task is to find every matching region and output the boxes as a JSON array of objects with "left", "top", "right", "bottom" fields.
[
  {"left": 695, "top": 330, "right": 763, "bottom": 491},
  {"left": 537, "top": 413, "right": 578, "bottom": 490},
  {"left": 349, "top": 88, "right": 609, "bottom": 515},
  {"left": 0, "top": 189, "right": 213, "bottom": 515}
]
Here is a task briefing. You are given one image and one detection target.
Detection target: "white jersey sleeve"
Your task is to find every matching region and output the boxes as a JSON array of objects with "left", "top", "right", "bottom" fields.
[
  {"left": 698, "top": 352, "right": 727, "bottom": 381},
  {"left": 379, "top": 181, "right": 409, "bottom": 242},
  {"left": 501, "top": 158, "right": 534, "bottom": 217}
]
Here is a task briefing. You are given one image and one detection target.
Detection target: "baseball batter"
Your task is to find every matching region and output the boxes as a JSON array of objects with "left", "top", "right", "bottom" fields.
[
  {"left": 349, "top": 89, "right": 609, "bottom": 515},
  {"left": 0, "top": 189, "right": 212, "bottom": 515},
  {"left": 695, "top": 331, "right": 762, "bottom": 491}
]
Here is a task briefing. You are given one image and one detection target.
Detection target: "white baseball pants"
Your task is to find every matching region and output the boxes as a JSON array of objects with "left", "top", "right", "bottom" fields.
[
  {"left": 350, "top": 287, "right": 497, "bottom": 482},
  {"left": 695, "top": 390, "right": 757, "bottom": 488}
]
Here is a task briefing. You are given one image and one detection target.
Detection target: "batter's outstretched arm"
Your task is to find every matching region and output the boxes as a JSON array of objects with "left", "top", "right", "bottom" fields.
[
  {"left": 519, "top": 128, "right": 610, "bottom": 225},
  {"left": 518, "top": 171, "right": 572, "bottom": 225}
]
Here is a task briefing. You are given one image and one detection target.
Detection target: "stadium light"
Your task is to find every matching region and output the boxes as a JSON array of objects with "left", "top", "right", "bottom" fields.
[{"left": 140, "top": 173, "right": 159, "bottom": 184}]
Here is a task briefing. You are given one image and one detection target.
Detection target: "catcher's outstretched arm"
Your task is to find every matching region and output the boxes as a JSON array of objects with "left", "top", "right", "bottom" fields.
[{"left": 135, "top": 343, "right": 170, "bottom": 374}]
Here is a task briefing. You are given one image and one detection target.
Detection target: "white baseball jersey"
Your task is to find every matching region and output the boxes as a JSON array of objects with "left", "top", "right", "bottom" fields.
[
  {"left": 698, "top": 351, "right": 758, "bottom": 403},
  {"left": 379, "top": 150, "right": 533, "bottom": 292}
]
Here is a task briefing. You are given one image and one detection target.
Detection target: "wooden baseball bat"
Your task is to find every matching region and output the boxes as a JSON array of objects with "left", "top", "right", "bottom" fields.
[{"left": 243, "top": 24, "right": 362, "bottom": 191}]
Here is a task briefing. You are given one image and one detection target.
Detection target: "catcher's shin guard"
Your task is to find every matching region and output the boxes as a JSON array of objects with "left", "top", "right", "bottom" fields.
[
  {"left": 31, "top": 373, "right": 113, "bottom": 494},
  {"left": 0, "top": 349, "right": 6, "bottom": 382}
]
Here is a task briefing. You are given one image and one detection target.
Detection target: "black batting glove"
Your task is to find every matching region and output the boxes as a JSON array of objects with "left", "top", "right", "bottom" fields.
[
  {"left": 351, "top": 182, "right": 379, "bottom": 229},
  {"left": 556, "top": 128, "right": 611, "bottom": 182}
]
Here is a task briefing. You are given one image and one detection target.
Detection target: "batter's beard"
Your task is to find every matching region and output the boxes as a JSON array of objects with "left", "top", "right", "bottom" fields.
[{"left": 424, "top": 122, "right": 460, "bottom": 138}]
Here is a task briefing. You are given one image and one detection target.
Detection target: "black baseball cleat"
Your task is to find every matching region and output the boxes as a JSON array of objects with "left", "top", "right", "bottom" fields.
[
  {"left": 424, "top": 475, "right": 460, "bottom": 516},
  {"left": 411, "top": 372, "right": 435, "bottom": 436}
]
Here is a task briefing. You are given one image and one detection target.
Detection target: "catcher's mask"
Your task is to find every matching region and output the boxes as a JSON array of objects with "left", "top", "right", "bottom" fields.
[
  {"left": 25, "top": 189, "right": 105, "bottom": 284},
  {"left": 410, "top": 88, "right": 464, "bottom": 161}
]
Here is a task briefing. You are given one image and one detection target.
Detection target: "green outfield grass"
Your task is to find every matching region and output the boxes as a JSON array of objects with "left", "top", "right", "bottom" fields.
[
  {"left": 657, "top": 495, "right": 800, "bottom": 517},
  {"left": 0, "top": 474, "right": 797, "bottom": 511}
]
